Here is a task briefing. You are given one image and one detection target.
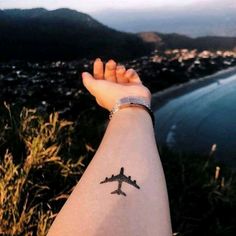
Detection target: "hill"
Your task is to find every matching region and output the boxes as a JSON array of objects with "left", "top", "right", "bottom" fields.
[
  {"left": 93, "top": 0, "right": 236, "bottom": 37},
  {"left": 0, "top": 8, "right": 236, "bottom": 62},
  {"left": 0, "top": 8, "right": 151, "bottom": 61},
  {"left": 138, "top": 32, "right": 236, "bottom": 51}
]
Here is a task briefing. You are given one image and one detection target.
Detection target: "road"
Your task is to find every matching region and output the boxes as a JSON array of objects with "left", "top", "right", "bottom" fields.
[{"left": 154, "top": 73, "right": 236, "bottom": 167}]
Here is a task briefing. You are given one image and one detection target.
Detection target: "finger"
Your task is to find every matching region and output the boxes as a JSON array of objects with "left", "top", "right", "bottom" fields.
[
  {"left": 93, "top": 58, "right": 104, "bottom": 80},
  {"left": 104, "top": 59, "right": 117, "bottom": 82},
  {"left": 82, "top": 72, "right": 96, "bottom": 96},
  {"left": 124, "top": 69, "right": 142, "bottom": 84},
  {"left": 116, "top": 65, "right": 128, "bottom": 83}
]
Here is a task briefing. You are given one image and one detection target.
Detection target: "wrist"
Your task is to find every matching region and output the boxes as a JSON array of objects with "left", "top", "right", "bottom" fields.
[
  {"left": 109, "top": 96, "right": 154, "bottom": 126},
  {"left": 110, "top": 106, "right": 154, "bottom": 128}
]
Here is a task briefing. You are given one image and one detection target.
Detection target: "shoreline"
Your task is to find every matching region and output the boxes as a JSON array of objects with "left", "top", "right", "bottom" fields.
[{"left": 151, "top": 66, "right": 236, "bottom": 111}]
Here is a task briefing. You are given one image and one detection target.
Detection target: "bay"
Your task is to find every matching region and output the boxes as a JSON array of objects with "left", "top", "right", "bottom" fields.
[{"left": 154, "top": 70, "right": 236, "bottom": 167}]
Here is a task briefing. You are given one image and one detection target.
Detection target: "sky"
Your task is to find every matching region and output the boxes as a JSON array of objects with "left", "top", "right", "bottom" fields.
[{"left": 0, "top": 0, "right": 209, "bottom": 13}]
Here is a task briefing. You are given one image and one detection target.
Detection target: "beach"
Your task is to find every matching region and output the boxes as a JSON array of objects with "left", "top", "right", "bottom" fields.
[
  {"left": 153, "top": 66, "right": 236, "bottom": 167},
  {"left": 152, "top": 66, "right": 236, "bottom": 111}
]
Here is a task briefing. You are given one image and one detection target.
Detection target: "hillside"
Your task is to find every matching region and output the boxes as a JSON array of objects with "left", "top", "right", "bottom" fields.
[
  {"left": 138, "top": 32, "right": 236, "bottom": 51},
  {"left": 0, "top": 8, "right": 151, "bottom": 61},
  {"left": 0, "top": 8, "right": 236, "bottom": 62},
  {"left": 93, "top": 0, "right": 236, "bottom": 37}
]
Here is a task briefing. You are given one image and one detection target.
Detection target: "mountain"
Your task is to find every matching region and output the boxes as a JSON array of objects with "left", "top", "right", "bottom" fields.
[
  {"left": 0, "top": 8, "right": 151, "bottom": 61},
  {"left": 138, "top": 32, "right": 236, "bottom": 51},
  {"left": 0, "top": 8, "right": 236, "bottom": 62},
  {"left": 92, "top": 0, "right": 236, "bottom": 37}
]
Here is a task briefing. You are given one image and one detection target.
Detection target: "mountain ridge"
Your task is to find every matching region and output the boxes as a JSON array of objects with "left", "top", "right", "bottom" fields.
[
  {"left": 0, "top": 8, "right": 151, "bottom": 61},
  {"left": 92, "top": 1, "right": 236, "bottom": 37},
  {"left": 0, "top": 8, "right": 235, "bottom": 61},
  {"left": 138, "top": 32, "right": 236, "bottom": 51}
]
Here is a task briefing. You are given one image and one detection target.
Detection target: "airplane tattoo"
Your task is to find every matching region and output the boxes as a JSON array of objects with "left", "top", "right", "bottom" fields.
[{"left": 100, "top": 167, "right": 140, "bottom": 196}]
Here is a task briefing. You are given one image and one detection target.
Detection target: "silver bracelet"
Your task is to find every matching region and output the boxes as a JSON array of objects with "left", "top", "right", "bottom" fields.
[{"left": 109, "top": 97, "right": 155, "bottom": 125}]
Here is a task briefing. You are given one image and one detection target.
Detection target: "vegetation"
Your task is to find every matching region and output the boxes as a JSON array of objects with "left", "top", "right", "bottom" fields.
[
  {"left": 0, "top": 8, "right": 151, "bottom": 61},
  {"left": 0, "top": 104, "right": 236, "bottom": 235},
  {"left": 1, "top": 8, "right": 236, "bottom": 61},
  {"left": 0, "top": 104, "right": 85, "bottom": 235},
  {"left": 161, "top": 147, "right": 236, "bottom": 236}
]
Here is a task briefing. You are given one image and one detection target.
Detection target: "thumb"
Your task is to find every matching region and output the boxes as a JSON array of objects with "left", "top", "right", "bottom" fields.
[{"left": 82, "top": 72, "right": 97, "bottom": 96}]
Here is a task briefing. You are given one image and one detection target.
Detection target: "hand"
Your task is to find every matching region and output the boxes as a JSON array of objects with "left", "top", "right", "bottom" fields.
[{"left": 82, "top": 58, "right": 151, "bottom": 111}]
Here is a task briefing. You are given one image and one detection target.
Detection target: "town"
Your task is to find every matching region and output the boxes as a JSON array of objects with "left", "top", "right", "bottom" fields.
[{"left": 0, "top": 49, "right": 236, "bottom": 119}]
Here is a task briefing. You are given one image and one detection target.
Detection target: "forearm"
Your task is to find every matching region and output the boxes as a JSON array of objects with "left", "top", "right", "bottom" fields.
[{"left": 47, "top": 108, "right": 172, "bottom": 236}]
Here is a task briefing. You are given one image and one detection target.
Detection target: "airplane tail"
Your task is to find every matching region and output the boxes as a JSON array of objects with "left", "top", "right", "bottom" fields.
[{"left": 111, "top": 189, "right": 126, "bottom": 196}]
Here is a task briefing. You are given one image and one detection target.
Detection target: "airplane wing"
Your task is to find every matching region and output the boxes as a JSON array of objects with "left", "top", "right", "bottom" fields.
[
  {"left": 100, "top": 167, "right": 140, "bottom": 190},
  {"left": 100, "top": 174, "right": 120, "bottom": 184},
  {"left": 121, "top": 176, "right": 140, "bottom": 189}
]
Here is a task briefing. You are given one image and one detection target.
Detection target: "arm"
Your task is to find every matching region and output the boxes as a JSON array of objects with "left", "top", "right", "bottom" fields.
[{"left": 47, "top": 59, "right": 172, "bottom": 236}]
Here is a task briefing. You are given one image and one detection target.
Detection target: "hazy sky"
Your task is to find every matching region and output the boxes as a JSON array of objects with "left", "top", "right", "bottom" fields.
[{"left": 0, "top": 0, "right": 209, "bottom": 12}]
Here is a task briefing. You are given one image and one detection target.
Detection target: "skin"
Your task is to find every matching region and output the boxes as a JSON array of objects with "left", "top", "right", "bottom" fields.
[
  {"left": 47, "top": 59, "right": 172, "bottom": 236},
  {"left": 83, "top": 58, "right": 151, "bottom": 110}
]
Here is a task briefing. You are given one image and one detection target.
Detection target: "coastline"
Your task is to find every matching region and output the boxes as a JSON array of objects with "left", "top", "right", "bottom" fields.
[{"left": 151, "top": 66, "right": 236, "bottom": 111}]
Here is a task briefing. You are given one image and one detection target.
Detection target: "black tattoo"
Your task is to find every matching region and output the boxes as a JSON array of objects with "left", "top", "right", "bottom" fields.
[{"left": 100, "top": 167, "right": 140, "bottom": 196}]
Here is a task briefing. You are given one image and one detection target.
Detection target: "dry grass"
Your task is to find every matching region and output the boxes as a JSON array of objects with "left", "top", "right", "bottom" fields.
[
  {"left": 1, "top": 104, "right": 236, "bottom": 236},
  {"left": 0, "top": 107, "right": 84, "bottom": 235},
  {"left": 161, "top": 147, "right": 236, "bottom": 235}
]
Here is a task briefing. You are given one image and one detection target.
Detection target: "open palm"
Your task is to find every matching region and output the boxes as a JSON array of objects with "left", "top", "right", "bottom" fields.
[{"left": 82, "top": 58, "right": 151, "bottom": 111}]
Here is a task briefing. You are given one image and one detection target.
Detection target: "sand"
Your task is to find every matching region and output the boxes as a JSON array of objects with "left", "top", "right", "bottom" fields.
[{"left": 151, "top": 66, "right": 236, "bottom": 111}]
